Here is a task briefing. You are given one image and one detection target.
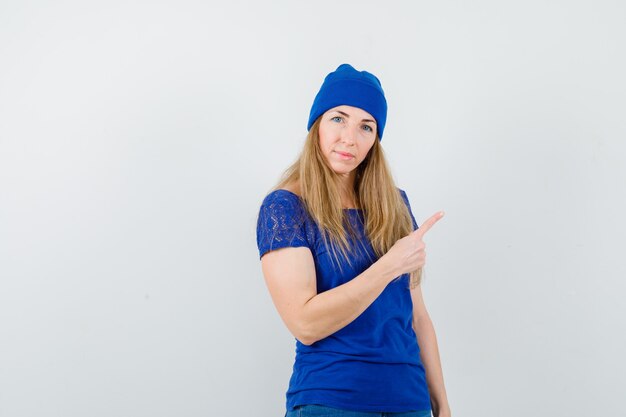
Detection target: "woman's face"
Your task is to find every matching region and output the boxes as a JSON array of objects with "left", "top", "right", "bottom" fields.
[{"left": 318, "top": 105, "right": 377, "bottom": 178}]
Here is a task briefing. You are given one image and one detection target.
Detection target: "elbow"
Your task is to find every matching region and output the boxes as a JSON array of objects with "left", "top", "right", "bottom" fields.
[
  {"left": 296, "top": 329, "right": 318, "bottom": 346},
  {"left": 297, "top": 336, "right": 316, "bottom": 346},
  {"left": 293, "top": 321, "right": 319, "bottom": 346}
]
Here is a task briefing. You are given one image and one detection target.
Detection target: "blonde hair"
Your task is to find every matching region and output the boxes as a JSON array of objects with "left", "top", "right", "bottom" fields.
[{"left": 272, "top": 118, "right": 421, "bottom": 288}]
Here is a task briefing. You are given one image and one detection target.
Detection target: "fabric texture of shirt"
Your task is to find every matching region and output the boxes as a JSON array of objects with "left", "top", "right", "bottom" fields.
[{"left": 256, "top": 188, "right": 431, "bottom": 413}]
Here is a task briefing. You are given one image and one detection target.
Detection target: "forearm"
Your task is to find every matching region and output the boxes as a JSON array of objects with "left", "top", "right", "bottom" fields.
[
  {"left": 299, "top": 257, "right": 397, "bottom": 345},
  {"left": 414, "top": 315, "right": 451, "bottom": 416}
]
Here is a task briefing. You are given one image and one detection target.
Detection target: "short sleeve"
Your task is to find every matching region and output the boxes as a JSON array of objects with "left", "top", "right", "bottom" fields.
[
  {"left": 256, "top": 190, "right": 313, "bottom": 260},
  {"left": 399, "top": 188, "right": 419, "bottom": 231}
]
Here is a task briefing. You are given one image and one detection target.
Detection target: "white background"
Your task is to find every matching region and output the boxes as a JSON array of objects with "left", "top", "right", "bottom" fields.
[{"left": 1, "top": 1, "right": 625, "bottom": 416}]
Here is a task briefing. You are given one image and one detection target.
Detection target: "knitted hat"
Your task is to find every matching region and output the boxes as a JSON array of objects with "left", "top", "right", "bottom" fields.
[{"left": 307, "top": 64, "right": 388, "bottom": 140}]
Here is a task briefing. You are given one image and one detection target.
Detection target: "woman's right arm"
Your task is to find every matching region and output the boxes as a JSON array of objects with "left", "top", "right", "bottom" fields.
[
  {"left": 260, "top": 210, "right": 443, "bottom": 345},
  {"left": 261, "top": 246, "right": 400, "bottom": 346}
]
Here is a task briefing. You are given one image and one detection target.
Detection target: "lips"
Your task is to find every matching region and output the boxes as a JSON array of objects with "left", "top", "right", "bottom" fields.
[{"left": 335, "top": 151, "right": 354, "bottom": 158}]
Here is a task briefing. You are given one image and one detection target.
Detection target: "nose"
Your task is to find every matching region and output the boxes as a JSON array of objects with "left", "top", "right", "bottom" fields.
[{"left": 340, "top": 125, "right": 357, "bottom": 145}]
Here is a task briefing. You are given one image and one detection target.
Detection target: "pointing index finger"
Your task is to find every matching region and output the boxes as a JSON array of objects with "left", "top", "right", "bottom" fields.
[{"left": 414, "top": 211, "right": 445, "bottom": 237}]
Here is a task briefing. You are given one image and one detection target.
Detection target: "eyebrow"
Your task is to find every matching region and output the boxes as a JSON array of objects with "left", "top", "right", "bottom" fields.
[{"left": 332, "top": 110, "right": 376, "bottom": 124}]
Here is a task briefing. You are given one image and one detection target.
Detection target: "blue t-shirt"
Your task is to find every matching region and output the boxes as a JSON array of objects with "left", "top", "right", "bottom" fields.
[{"left": 256, "top": 188, "right": 431, "bottom": 413}]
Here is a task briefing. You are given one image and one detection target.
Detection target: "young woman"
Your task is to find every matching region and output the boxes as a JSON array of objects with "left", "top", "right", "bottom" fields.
[{"left": 256, "top": 64, "right": 451, "bottom": 417}]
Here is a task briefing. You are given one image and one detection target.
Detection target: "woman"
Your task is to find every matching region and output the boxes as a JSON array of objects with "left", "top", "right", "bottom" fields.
[{"left": 256, "top": 64, "right": 450, "bottom": 417}]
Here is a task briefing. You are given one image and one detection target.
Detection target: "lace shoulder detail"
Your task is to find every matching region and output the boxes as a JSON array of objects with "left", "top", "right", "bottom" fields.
[
  {"left": 256, "top": 190, "right": 313, "bottom": 260},
  {"left": 398, "top": 188, "right": 419, "bottom": 231}
]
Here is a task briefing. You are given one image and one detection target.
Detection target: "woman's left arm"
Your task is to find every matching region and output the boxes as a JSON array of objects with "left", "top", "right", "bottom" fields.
[{"left": 410, "top": 279, "right": 451, "bottom": 417}]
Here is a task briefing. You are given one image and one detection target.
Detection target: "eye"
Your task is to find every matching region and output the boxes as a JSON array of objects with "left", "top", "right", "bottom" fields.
[
  {"left": 362, "top": 124, "right": 374, "bottom": 132},
  {"left": 331, "top": 116, "right": 343, "bottom": 123}
]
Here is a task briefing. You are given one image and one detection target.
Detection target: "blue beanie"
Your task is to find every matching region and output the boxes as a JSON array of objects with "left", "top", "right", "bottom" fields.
[{"left": 307, "top": 64, "right": 388, "bottom": 140}]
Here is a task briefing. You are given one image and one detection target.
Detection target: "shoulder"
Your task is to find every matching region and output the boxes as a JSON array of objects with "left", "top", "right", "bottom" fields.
[
  {"left": 256, "top": 188, "right": 314, "bottom": 258},
  {"left": 396, "top": 187, "right": 409, "bottom": 202},
  {"left": 280, "top": 181, "right": 302, "bottom": 196},
  {"left": 261, "top": 188, "right": 304, "bottom": 209},
  {"left": 396, "top": 187, "right": 418, "bottom": 229},
  {"left": 395, "top": 186, "right": 414, "bottom": 208},
  {"left": 261, "top": 180, "right": 302, "bottom": 205},
  {"left": 258, "top": 188, "right": 309, "bottom": 225}
]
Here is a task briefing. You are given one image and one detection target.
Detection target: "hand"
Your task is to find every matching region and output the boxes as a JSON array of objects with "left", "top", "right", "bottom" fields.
[{"left": 384, "top": 211, "right": 444, "bottom": 278}]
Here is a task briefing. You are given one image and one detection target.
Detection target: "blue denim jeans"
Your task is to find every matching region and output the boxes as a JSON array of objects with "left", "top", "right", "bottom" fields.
[{"left": 285, "top": 404, "right": 431, "bottom": 417}]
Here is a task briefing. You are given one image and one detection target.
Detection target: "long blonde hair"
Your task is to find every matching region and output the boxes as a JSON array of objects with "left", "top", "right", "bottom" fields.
[{"left": 272, "top": 118, "right": 421, "bottom": 288}]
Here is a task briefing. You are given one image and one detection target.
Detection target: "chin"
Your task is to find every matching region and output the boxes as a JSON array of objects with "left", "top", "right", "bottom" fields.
[
  {"left": 325, "top": 157, "right": 357, "bottom": 175},
  {"left": 330, "top": 166, "right": 355, "bottom": 175}
]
